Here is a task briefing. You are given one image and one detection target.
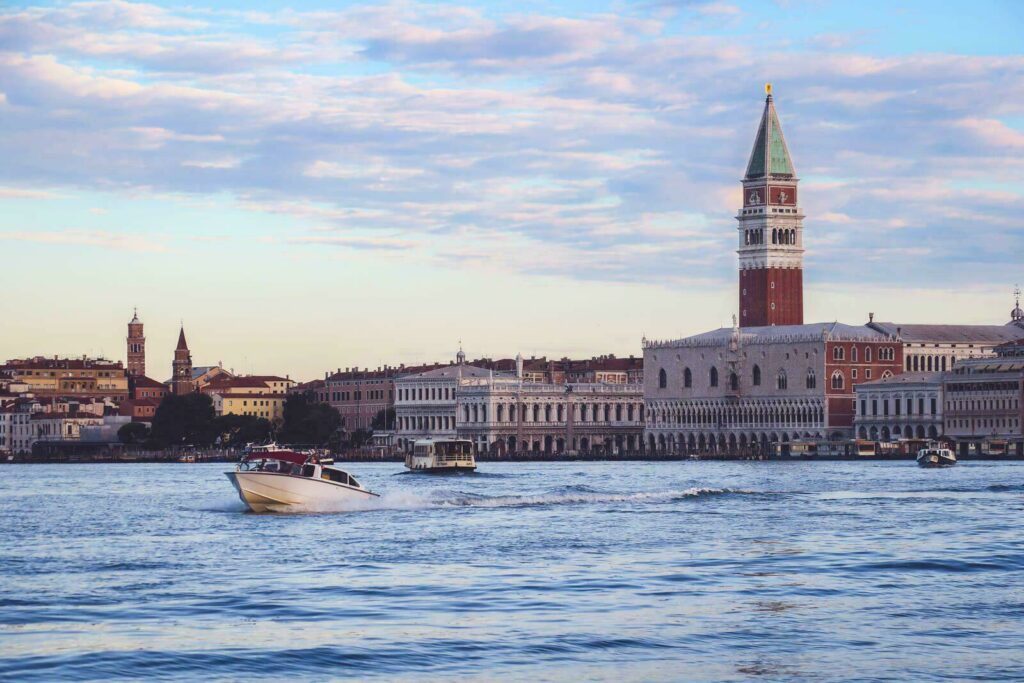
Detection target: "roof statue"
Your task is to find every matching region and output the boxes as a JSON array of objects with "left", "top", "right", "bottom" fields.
[{"left": 745, "top": 84, "right": 795, "bottom": 180}]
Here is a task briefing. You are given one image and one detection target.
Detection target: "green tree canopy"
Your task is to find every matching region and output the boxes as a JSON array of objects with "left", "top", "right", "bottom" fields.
[
  {"left": 278, "top": 392, "right": 341, "bottom": 447},
  {"left": 117, "top": 421, "right": 150, "bottom": 445},
  {"left": 150, "top": 393, "right": 218, "bottom": 447}
]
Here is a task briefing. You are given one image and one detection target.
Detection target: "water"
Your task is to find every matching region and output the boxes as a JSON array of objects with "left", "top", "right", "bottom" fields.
[{"left": 2, "top": 461, "right": 1023, "bottom": 681}]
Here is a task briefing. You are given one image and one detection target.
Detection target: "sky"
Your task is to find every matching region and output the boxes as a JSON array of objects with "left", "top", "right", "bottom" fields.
[{"left": 1, "top": 0, "right": 1022, "bottom": 381}]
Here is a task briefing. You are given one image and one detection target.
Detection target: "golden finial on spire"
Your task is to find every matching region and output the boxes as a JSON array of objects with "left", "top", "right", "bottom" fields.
[{"left": 765, "top": 83, "right": 772, "bottom": 96}]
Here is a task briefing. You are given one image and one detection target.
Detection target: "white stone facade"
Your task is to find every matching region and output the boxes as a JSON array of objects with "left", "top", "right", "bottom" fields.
[
  {"left": 395, "top": 364, "right": 644, "bottom": 455},
  {"left": 854, "top": 372, "right": 943, "bottom": 441},
  {"left": 456, "top": 378, "right": 644, "bottom": 455}
]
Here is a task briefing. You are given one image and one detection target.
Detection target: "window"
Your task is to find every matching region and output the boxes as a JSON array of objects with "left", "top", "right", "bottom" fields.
[
  {"left": 753, "top": 364, "right": 761, "bottom": 386},
  {"left": 684, "top": 368, "right": 692, "bottom": 388},
  {"left": 777, "top": 369, "right": 787, "bottom": 390},
  {"left": 710, "top": 367, "right": 719, "bottom": 388},
  {"left": 658, "top": 368, "right": 667, "bottom": 389},
  {"left": 833, "top": 346, "right": 845, "bottom": 361},
  {"left": 806, "top": 369, "right": 816, "bottom": 389},
  {"left": 852, "top": 346, "right": 858, "bottom": 362},
  {"left": 730, "top": 372, "right": 739, "bottom": 391},
  {"left": 831, "top": 371, "right": 844, "bottom": 390},
  {"left": 865, "top": 347, "right": 873, "bottom": 362}
]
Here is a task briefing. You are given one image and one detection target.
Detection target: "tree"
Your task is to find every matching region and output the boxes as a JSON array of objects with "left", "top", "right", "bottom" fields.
[
  {"left": 150, "top": 393, "right": 218, "bottom": 447},
  {"left": 213, "top": 414, "right": 273, "bottom": 448},
  {"left": 371, "top": 407, "right": 395, "bottom": 431},
  {"left": 118, "top": 422, "right": 150, "bottom": 445},
  {"left": 278, "top": 392, "right": 341, "bottom": 447}
]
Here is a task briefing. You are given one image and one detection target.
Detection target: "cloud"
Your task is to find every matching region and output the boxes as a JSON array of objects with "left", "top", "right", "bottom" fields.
[
  {"left": 0, "top": 230, "right": 169, "bottom": 253},
  {"left": 0, "top": 0, "right": 1022, "bottom": 291}
]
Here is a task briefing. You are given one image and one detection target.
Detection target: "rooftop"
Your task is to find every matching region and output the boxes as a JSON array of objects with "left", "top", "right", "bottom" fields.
[
  {"left": 867, "top": 322, "right": 1024, "bottom": 344},
  {"left": 745, "top": 89, "right": 795, "bottom": 180}
]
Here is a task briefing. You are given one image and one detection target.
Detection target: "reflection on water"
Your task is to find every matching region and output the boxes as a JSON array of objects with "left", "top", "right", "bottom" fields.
[{"left": 1, "top": 460, "right": 1023, "bottom": 681}]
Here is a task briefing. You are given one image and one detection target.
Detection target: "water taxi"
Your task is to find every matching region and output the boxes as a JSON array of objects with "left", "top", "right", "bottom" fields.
[
  {"left": 226, "top": 444, "right": 379, "bottom": 512},
  {"left": 916, "top": 444, "right": 956, "bottom": 468},
  {"left": 406, "top": 438, "right": 476, "bottom": 473}
]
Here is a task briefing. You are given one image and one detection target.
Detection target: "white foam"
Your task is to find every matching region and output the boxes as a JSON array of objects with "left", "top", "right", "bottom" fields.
[{"left": 271, "top": 487, "right": 747, "bottom": 515}]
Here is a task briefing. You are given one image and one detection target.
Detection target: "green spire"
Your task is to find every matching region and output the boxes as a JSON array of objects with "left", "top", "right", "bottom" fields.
[{"left": 745, "top": 90, "right": 795, "bottom": 180}]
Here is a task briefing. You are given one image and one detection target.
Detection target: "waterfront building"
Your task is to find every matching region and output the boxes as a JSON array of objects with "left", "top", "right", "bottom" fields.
[
  {"left": 322, "top": 366, "right": 405, "bottom": 431},
  {"left": 216, "top": 393, "right": 287, "bottom": 423},
  {"left": 394, "top": 362, "right": 481, "bottom": 447},
  {"left": 130, "top": 375, "right": 168, "bottom": 402},
  {"left": 854, "top": 372, "right": 944, "bottom": 441},
  {"left": 943, "top": 340, "right": 1024, "bottom": 456},
  {"left": 394, "top": 354, "right": 644, "bottom": 455},
  {"left": 0, "top": 356, "right": 129, "bottom": 401},
  {"left": 171, "top": 327, "right": 194, "bottom": 396},
  {"left": 126, "top": 309, "right": 146, "bottom": 378},
  {"left": 645, "top": 321, "right": 903, "bottom": 452},
  {"left": 204, "top": 375, "right": 295, "bottom": 423},
  {"left": 865, "top": 317, "right": 1024, "bottom": 373},
  {"left": 456, "top": 376, "right": 644, "bottom": 456},
  {"left": 190, "top": 365, "right": 234, "bottom": 393},
  {"left": 30, "top": 411, "right": 105, "bottom": 447}
]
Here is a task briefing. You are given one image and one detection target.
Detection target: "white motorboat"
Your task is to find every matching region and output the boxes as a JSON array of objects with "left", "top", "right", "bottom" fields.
[
  {"left": 406, "top": 438, "right": 477, "bottom": 473},
  {"left": 916, "top": 444, "right": 956, "bottom": 468},
  {"left": 226, "top": 444, "right": 379, "bottom": 512}
]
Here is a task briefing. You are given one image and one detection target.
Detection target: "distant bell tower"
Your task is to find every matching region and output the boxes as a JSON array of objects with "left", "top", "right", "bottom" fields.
[
  {"left": 737, "top": 84, "right": 804, "bottom": 327},
  {"left": 172, "top": 325, "right": 194, "bottom": 395},
  {"left": 126, "top": 308, "right": 146, "bottom": 378}
]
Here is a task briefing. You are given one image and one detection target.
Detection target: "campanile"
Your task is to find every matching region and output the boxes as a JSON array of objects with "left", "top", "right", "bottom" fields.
[
  {"left": 126, "top": 309, "right": 145, "bottom": 378},
  {"left": 737, "top": 84, "right": 804, "bottom": 327}
]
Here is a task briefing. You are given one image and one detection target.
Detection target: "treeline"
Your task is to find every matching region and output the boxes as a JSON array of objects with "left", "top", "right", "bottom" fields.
[{"left": 118, "top": 392, "right": 345, "bottom": 450}]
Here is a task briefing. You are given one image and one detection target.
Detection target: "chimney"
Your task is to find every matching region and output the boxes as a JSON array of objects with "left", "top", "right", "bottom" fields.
[{"left": 868, "top": 312, "right": 874, "bottom": 323}]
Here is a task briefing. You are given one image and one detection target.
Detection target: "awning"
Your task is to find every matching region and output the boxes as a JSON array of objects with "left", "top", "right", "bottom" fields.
[{"left": 242, "top": 450, "right": 308, "bottom": 466}]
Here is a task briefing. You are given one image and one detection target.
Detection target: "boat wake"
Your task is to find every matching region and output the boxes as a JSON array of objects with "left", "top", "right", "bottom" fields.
[{"left": 259, "top": 485, "right": 758, "bottom": 514}]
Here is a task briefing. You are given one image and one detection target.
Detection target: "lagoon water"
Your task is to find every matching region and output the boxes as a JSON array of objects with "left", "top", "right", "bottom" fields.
[{"left": 2, "top": 460, "right": 1023, "bottom": 681}]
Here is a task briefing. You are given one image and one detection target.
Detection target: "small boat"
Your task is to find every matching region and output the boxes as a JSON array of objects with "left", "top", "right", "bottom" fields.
[
  {"left": 226, "top": 444, "right": 379, "bottom": 512},
  {"left": 406, "top": 438, "right": 476, "bottom": 473},
  {"left": 916, "top": 444, "right": 956, "bottom": 468},
  {"left": 178, "top": 454, "right": 197, "bottom": 463}
]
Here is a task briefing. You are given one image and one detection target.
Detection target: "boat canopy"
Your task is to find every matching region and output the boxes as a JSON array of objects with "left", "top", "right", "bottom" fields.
[{"left": 242, "top": 450, "right": 308, "bottom": 466}]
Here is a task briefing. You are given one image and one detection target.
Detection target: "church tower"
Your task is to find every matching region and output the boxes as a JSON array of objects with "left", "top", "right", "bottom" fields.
[
  {"left": 126, "top": 309, "right": 146, "bottom": 378},
  {"left": 171, "top": 326, "right": 194, "bottom": 395},
  {"left": 737, "top": 84, "right": 804, "bottom": 327}
]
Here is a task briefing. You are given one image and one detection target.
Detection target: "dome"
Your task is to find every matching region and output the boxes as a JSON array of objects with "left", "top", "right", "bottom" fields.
[{"left": 1011, "top": 305, "right": 1023, "bottom": 322}]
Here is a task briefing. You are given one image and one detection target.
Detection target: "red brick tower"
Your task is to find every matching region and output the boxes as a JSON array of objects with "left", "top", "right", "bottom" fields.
[
  {"left": 126, "top": 308, "right": 145, "bottom": 378},
  {"left": 737, "top": 84, "right": 804, "bottom": 327},
  {"left": 171, "top": 326, "right": 194, "bottom": 395}
]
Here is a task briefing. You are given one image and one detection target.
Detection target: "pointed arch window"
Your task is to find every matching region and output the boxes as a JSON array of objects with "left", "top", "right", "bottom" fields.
[
  {"left": 658, "top": 368, "right": 667, "bottom": 389},
  {"left": 865, "top": 347, "right": 873, "bottom": 362},
  {"left": 777, "top": 369, "right": 788, "bottom": 390},
  {"left": 683, "top": 367, "right": 692, "bottom": 388},
  {"left": 831, "top": 371, "right": 844, "bottom": 390},
  {"left": 752, "top": 364, "right": 761, "bottom": 386},
  {"left": 851, "top": 346, "right": 858, "bottom": 362},
  {"left": 833, "top": 346, "right": 845, "bottom": 361},
  {"left": 729, "top": 372, "right": 739, "bottom": 391},
  {"left": 806, "top": 369, "right": 816, "bottom": 389},
  {"left": 709, "top": 367, "right": 719, "bottom": 388}
]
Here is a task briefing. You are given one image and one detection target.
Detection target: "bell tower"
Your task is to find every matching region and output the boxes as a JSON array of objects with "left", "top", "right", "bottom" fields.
[
  {"left": 172, "top": 325, "right": 194, "bottom": 395},
  {"left": 126, "top": 308, "right": 146, "bottom": 378},
  {"left": 737, "top": 84, "right": 804, "bottom": 327}
]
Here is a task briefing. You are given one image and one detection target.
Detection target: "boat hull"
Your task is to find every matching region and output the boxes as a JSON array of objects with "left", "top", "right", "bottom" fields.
[
  {"left": 225, "top": 471, "right": 379, "bottom": 512},
  {"left": 917, "top": 454, "right": 957, "bottom": 468},
  {"left": 406, "top": 465, "right": 477, "bottom": 474}
]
